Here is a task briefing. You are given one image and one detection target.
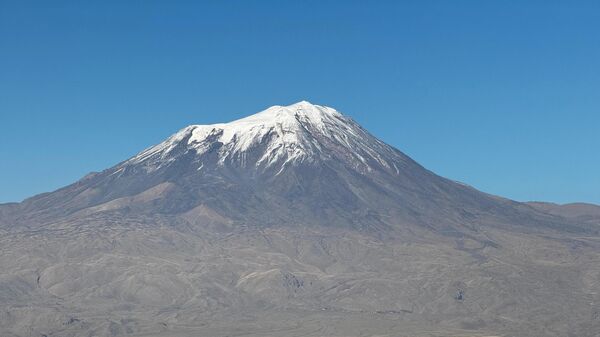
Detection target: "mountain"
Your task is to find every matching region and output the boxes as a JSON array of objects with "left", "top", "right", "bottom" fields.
[
  {"left": 6, "top": 101, "right": 584, "bottom": 234},
  {"left": 1, "top": 101, "right": 599, "bottom": 337}
]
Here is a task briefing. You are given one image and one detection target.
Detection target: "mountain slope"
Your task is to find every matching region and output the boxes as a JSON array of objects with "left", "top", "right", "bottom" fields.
[{"left": 1, "top": 101, "right": 599, "bottom": 337}]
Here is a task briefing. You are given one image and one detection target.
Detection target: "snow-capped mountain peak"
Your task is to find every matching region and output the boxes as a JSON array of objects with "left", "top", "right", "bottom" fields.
[
  {"left": 189, "top": 100, "right": 345, "bottom": 145},
  {"left": 124, "top": 101, "right": 399, "bottom": 175}
]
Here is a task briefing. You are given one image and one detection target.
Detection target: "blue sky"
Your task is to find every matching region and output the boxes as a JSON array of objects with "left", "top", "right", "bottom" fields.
[{"left": 1, "top": 1, "right": 599, "bottom": 204}]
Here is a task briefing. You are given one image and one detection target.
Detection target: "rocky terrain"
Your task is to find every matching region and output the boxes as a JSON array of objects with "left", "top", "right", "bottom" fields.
[{"left": 1, "top": 101, "right": 599, "bottom": 337}]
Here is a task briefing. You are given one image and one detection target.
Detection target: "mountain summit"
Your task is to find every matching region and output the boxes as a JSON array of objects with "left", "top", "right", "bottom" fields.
[
  {"left": 1, "top": 102, "right": 599, "bottom": 337},
  {"left": 126, "top": 101, "right": 400, "bottom": 175}
]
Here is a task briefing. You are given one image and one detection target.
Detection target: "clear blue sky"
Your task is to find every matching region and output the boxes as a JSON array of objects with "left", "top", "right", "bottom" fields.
[{"left": 1, "top": 1, "right": 599, "bottom": 204}]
